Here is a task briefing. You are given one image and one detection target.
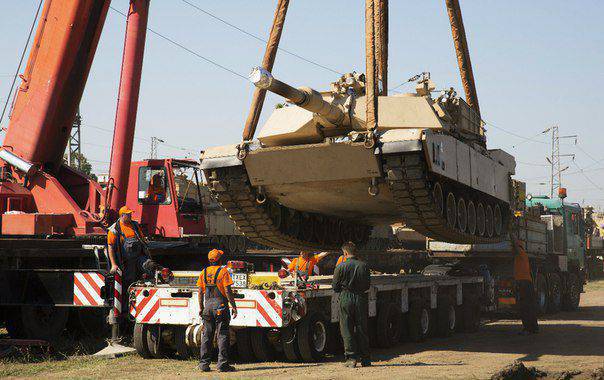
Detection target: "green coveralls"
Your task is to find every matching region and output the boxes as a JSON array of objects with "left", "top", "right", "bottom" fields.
[{"left": 332, "top": 256, "right": 371, "bottom": 362}]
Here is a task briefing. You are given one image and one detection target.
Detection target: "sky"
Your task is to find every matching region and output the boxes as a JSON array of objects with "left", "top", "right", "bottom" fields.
[{"left": 0, "top": 1, "right": 603, "bottom": 208}]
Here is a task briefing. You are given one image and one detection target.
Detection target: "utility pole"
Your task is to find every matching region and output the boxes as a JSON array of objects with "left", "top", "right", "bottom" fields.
[
  {"left": 543, "top": 125, "right": 576, "bottom": 198},
  {"left": 150, "top": 136, "right": 164, "bottom": 159},
  {"left": 67, "top": 109, "right": 82, "bottom": 169}
]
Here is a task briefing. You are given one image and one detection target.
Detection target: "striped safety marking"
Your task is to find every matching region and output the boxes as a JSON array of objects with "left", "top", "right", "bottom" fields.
[
  {"left": 132, "top": 289, "right": 161, "bottom": 323},
  {"left": 237, "top": 290, "right": 283, "bottom": 328},
  {"left": 73, "top": 272, "right": 105, "bottom": 306},
  {"left": 113, "top": 268, "right": 122, "bottom": 316}
]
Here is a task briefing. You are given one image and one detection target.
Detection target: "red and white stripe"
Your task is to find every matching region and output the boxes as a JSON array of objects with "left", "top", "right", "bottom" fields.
[
  {"left": 73, "top": 272, "right": 105, "bottom": 306},
  {"left": 235, "top": 290, "right": 283, "bottom": 328},
  {"left": 132, "top": 288, "right": 161, "bottom": 323},
  {"left": 113, "top": 268, "right": 123, "bottom": 317}
]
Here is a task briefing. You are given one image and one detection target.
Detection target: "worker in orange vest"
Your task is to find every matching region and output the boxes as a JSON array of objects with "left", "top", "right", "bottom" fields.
[
  {"left": 336, "top": 254, "right": 348, "bottom": 266},
  {"left": 511, "top": 236, "right": 539, "bottom": 335},
  {"left": 288, "top": 250, "right": 330, "bottom": 276},
  {"left": 197, "top": 249, "right": 238, "bottom": 372}
]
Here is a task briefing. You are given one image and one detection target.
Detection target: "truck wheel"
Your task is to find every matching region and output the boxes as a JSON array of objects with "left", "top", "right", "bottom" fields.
[
  {"left": 134, "top": 323, "right": 152, "bottom": 358},
  {"left": 146, "top": 325, "right": 164, "bottom": 358},
  {"left": 21, "top": 305, "right": 69, "bottom": 341},
  {"left": 534, "top": 274, "right": 549, "bottom": 315},
  {"left": 562, "top": 273, "right": 581, "bottom": 311},
  {"left": 547, "top": 273, "right": 562, "bottom": 313},
  {"left": 407, "top": 301, "right": 430, "bottom": 342},
  {"left": 436, "top": 296, "right": 456, "bottom": 337},
  {"left": 250, "top": 328, "right": 276, "bottom": 362},
  {"left": 461, "top": 294, "right": 480, "bottom": 332},
  {"left": 297, "top": 312, "right": 328, "bottom": 362},
  {"left": 236, "top": 329, "right": 257, "bottom": 362},
  {"left": 376, "top": 302, "right": 402, "bottom": 348},
  {"left": 72, "top": 309, "right": 109, "bottom": 338},
  {"left": 281, "top": 325, "right": 301, "bottom": 362},
  {"left": 174, "top": 326, "right": 191, "bottom": 360}
]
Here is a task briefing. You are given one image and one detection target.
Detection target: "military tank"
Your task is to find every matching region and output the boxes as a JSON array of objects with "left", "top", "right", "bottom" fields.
[{"left": 201, "top": 68, "right": 516, "bottom": 250}]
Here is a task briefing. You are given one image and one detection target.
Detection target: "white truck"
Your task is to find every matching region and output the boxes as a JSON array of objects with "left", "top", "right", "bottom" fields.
[{"left": 128, "top": 262, "right": 483, "bottom": 362}]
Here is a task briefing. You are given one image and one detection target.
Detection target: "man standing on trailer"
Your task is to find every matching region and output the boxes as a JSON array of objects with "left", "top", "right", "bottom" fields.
[
  {"left": 197, "top": 249, "right": 238, "bottom": 372},
  {"left": 511, "top": 235, "right": 539, "bottom": 335},
  {"left": 288, "top": 250, "right": 330, "bottom": 276},
  {"left": 333, "top": 242, "right": 371, "bottom": 368}
]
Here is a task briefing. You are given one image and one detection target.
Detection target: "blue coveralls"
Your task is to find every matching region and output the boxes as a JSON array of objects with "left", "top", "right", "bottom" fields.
[{"left": 199, "top": 266, "right": 231, "bottom": 369}]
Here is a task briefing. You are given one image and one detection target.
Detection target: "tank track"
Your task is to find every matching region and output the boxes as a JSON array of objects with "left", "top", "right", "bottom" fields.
[
  {"left": 205, "top": 165, "right": 371, "bottom": 251},
  {"left": 384, "top": 152, "right": 508, "bottom": 244}
]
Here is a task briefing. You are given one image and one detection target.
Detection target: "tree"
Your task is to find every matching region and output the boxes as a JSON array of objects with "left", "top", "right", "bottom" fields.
[{"left": 63, "top": 152, "right": 98, "bottom": 181}]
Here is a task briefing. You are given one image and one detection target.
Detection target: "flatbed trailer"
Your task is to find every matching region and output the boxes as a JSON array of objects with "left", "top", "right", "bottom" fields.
[{"left": 129, "top": 268, "right": 483, "bottom": 362}]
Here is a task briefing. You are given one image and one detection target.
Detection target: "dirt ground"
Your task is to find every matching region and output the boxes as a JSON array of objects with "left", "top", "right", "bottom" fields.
[{"left": 2, "top": 280, "right": 604, "bottom": 380}]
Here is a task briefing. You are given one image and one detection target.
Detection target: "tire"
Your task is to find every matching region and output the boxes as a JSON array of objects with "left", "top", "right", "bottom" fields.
[
  {"left": 297, "top": 312, "right": 329, "bottom": 362},
  {"left": 281, "top": 326, "right": 301, "bottom": 362},
  {"left": 460, "top": 293, "right": 480, "bottom": 333},
  {"left": 376, "top": 302, "right": 402, "bottom": 348},
  {"left": 476, "top": 203, "right": 486, "bottom": 236},
  {"left": 534, "top": 274, "right": 548, "bottom": 315},
  {"left": 457, "top": 198, "right": 467, "bottom": 233},
  {"left": 407, "top": 301, "right": 430, "bottom": 342},
  {"left": 494, "top": 204, "right": 503, "bottom": 236},
  {"left": 436, "top": 296, "right": 457, "bottom": 337},
  {"left": 21, "top": 305, "right": 69, "bottom": 341},
  {"left": 547, "top": 273, "right": 562, "bottom": 313},
  {"left": 485, "top": 205, "right": 494, "bottom": 238},
  {"left": 250, "top": 328, "right": 276, "bottom": 362},
  {"left": 467, "top": 201, "right": 477, "bottom": 235},
  {"left": 433, "top": 182, "right": 444, "bottom": 217},
  {"left": 146, "top": 324, "right": 164, "bottom": 358},
  {"left": 446, "top": 192, "right": 457, "bottom": 229},
  {"left": 236, "top": 329, "right": 256, "bottom": 362},
  {"left": 134, "top": 323, "right": 152, "bottom": 358},
  {"left": 174, "top": 326, "right": 190, "bottom": 360},
  {"left": 562, "top": 273, "right": 581, "bottom": 311}
]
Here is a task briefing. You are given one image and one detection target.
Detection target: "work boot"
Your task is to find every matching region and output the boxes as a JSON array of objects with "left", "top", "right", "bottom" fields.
[
  {"left": 219, "top": 364, "right": 236, "bottom": 372},
  {"left": 198, "top": 364, "right": 211, "bottom": 372},
  {"left": 344, "top": 359, "right": 357, "bottom": 368}
]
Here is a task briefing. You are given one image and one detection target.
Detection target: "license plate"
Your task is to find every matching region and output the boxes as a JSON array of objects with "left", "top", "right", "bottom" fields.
[{"left": 232, "top": 273, "right": 248, "bottom": 288}]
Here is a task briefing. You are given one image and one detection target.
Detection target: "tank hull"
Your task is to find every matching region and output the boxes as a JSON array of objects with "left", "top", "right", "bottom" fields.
[{"left": 202, "top": 130, "right": 514, "bottom": 250}]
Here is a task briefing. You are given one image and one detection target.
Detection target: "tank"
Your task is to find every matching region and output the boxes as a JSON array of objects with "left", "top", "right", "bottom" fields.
[{"left": 201, "top": 68, "right": 516, "bottom": 250}]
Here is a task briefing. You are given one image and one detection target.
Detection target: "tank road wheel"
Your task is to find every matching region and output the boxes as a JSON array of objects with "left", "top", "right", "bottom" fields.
[
  {"left": 251, "top": 328, "right": 277, "bottom": 362},
  {"left": 228, "top": 235, "right": 238, "bottom": 254},
  {"left": 446, "top": 192, "right": 457, "bottom": 229},
  {"left": 281, "top": 326, "right": 301, "bottom": 362},
  {"left": 494, "top": 204, "right": 503, "bottom": 237},
  {"left": 436, "top": 295, "right": 457, "bottom": 337},
  {"left": 485, "top": 205, "right": 494, "bottom": 238},
  {"left": 376, "top": 302, "right": 402, "bottom": 348},
  {"left": 476, "top": 203, "right": 486, "bottom": 237},
  {"left": 21, "top": 305, "right": 69, "bottom": 341},
  {"left": 286, "top": 210, "right": 302, "bottom": 239},
  {"left": 218, "top": 236, "right": 229, "bottom": 251},
  {"left": 134, "top": 323, "right": 152, "bottom": 358},
  {"left": 433, "top": 182, "right": 444, "bottom": 217},
  {"left": 300, "top": 213, "right": 314, "bottom": 243},
  {"left": 267, "top": 201, "right": 284, "bottom": 230},
  {"left": 297, "top": 312, "right": 329, "bottom": 362},
  {"left": 457, "top": 198, "right": 467, "bottom": 233},
  {"left": 146, "top": 325, "right": 165, "bottom": 358},
  {"left": 467, "top": 201, "right": 477, "bottom": 236},
  {"left": 327, "top": 219, "right": 341, "bottom": 245},
  {"left": 407, "top": 301, "right": 431, "bottom": 342},
  {"left": 534, "top": 273, "right": 549, "bottom": 315},
  {"left": 547, "top": 273, "right": 562, "bottom": 313},
  {"left": 313, "top": 216, "right": 328, "bottom": 246},
  {"left": 236, "top": 329, "right": 256, "bottom": 362},
  {"left": 236, "top": 236, "right": 247, "bottom": 254},
  {"left": 562, "top": 273, "right": 581, "bottom": 311}
]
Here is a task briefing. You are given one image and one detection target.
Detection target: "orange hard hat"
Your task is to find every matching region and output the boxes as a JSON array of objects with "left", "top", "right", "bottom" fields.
[
  {"left": 208, "top": 249, "right": 224, "bottom": 262},
  {"left": 119, "top": 206, "right": 134, "bottom": 216}
]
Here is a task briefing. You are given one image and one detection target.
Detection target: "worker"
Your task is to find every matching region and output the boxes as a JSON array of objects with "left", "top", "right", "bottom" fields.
[
  {"left": 107, "top": 206, "right": 155, "bottom": 287},
  {"left": 332, "top": 242, "right": 371, "bottom": 368},
  {"left": 197, "top": 249, "right": 238, "bottom": 372},
  {"left": 511, "top": 236, "right": 539, "bottom": 335},
  {"left": 288, "top": 250, "right": 330, "bottom": 276},
  {"left": 146, "top": 172, "right": 166, "bottom": 203},
  {"left": 336, "top": 254, "right": 348, "bottom": 266}
]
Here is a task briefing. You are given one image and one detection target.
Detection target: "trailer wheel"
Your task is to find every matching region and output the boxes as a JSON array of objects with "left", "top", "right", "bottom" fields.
[
  {"left": 376, "top": 302, "right": 402, "bottom": 348},
  {"left": 250, "top": 328, "right": 276, "bottom": 362},
  {"left": 235, "top": 329, "right": 256, "bottom": 362},
  {"left": 21, "top": 305, "right": 69, "bottom": 341},
  {"left": 436, "top": 296, "right": 456, "bottom": 337},
  {"left": 407, "top": 301, "right": 430, "bottom": 342},
  {"left": 562, "top": 273, "right": 581, "bottom": 311},
  {"left": 461, "top": 293, "right": 481, "bottom": 332},
  {"left": 146, "top": 325, "right": 164, "bottom": 358},
  {"left": 297, "top": 312, "right": 328, "bottom": 362},
  {"left": 174, "top": 326, "right": 190, "bottom": 360},
  {"left": 134, "top": 323, "right": 152, "bottom": 358},
  {"left": 547, "top": 273, "right": 562, "bottom": 313},
  {"left": 281, "top": 325, "right": 301, "bottom": 362},
  {"left": 534, "top": 273, "right": 549, "bottom": 315}
]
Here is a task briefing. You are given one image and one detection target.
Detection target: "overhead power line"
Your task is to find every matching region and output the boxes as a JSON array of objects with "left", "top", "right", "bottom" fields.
[{"left": 179, "top": 0, "right": 342, "bottom": 76}]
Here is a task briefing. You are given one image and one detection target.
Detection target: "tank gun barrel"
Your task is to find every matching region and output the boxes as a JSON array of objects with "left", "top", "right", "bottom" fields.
[{"left": 249, "top": 67, "right": 345, "bottom": 126}]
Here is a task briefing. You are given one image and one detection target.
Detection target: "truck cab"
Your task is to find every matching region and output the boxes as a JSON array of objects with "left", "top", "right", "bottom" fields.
[{"left": 126, "top": 159, "right": 205, "bottom": 238}]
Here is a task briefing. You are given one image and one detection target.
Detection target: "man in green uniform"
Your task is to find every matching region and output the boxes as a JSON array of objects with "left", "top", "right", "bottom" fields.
[{"left": 332, "top": 241, "right": 371, "bottom": 368}]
